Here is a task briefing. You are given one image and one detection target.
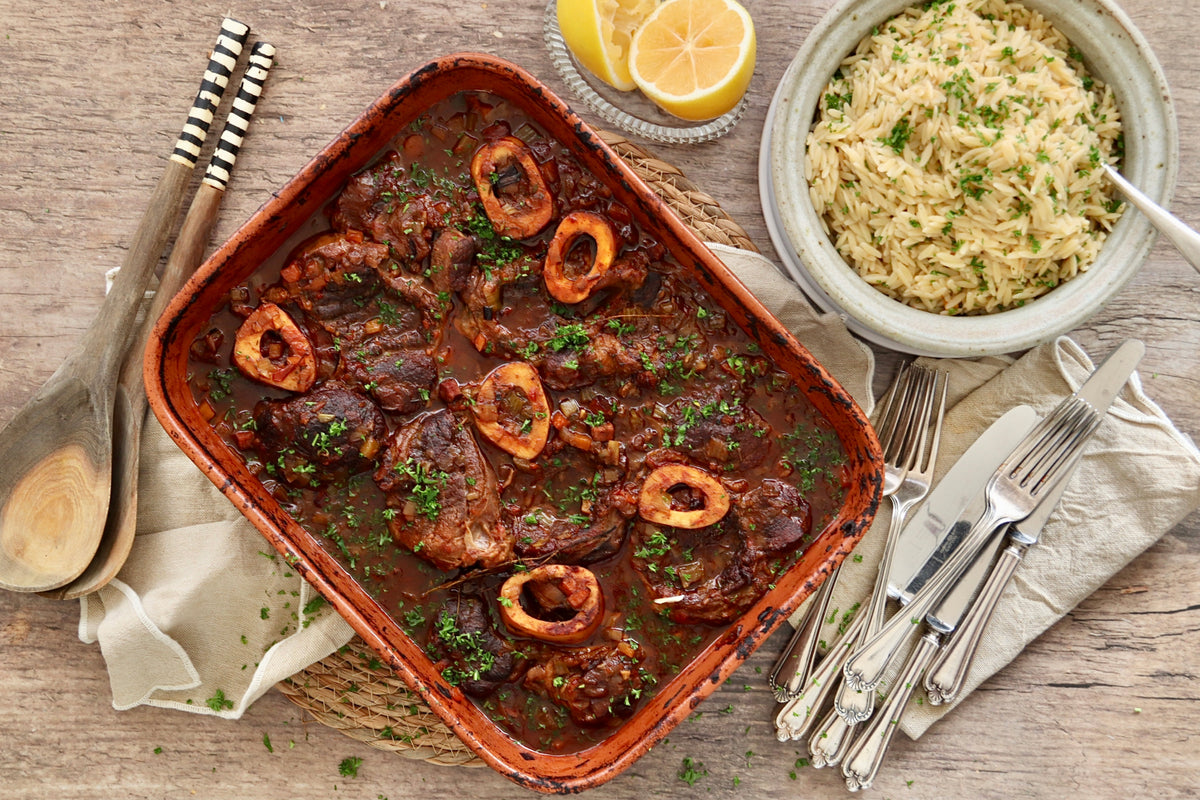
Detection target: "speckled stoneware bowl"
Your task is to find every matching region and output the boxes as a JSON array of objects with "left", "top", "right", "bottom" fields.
[{"left": 761, "top": 0, "right": 1177, "bottom": 357}]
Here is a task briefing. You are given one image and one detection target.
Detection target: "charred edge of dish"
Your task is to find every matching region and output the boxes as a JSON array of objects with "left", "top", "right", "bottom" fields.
[
  {"left": 505, "top": 772, "right": 568, "bottom": 796},
  {"left": 735, "top": 626, "right": 768, "bottom": 660},
  {"left": 757, "top": 606, "right": 786, "bottom": 634}
]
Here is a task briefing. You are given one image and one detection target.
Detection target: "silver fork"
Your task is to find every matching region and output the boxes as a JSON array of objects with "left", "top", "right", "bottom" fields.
[
  {"left": 837, "top": 366, "right": 946, "bottom": 720},
  {"left": 842, "top": 395, "right": 1103, "bottom": 695},
  {"left": 769, "top": 365, "right": 922, "bottom": 703},
  {"left": 809, "top": 367, "right": 947, "bottom": 766}
]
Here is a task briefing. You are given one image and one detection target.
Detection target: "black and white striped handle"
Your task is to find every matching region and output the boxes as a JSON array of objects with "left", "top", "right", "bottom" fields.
[
  {"left": 203, "top": 41, "right": 276, "bottom": 190},
  {"left": 170, "top": 17, "right": 250, "bottom": 168}
]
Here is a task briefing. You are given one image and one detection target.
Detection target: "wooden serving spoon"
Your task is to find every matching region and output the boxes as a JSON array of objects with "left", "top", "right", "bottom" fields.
[
  {"left": 41, "top": 42, "right": 277, "bottom": 599},
  {"left": 42, "top": 42, "right": 278, "bottom": 600},
  {"left": 0, "top": 18, "right": 250, "bottom": 594}
]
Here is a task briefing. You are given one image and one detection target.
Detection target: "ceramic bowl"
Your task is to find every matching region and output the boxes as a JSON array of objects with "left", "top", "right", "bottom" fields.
[
  {"left": 144, "top": 53, "right": 883, "bottom": 792},
  {"left": 761, "top": 0, "right": 1177, "bottom": 357}
]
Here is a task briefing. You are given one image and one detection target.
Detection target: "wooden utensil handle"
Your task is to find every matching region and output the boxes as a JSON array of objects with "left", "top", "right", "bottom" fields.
[
  {"left": 117, "top": 38, "right": 276, "bottom": 395},
  {"left": 87, "top": 18, "right": 249, "bottom": 378}
]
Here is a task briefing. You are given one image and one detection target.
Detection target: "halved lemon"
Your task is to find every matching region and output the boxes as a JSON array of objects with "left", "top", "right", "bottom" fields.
[
  {"left": 557, "top": 0, "right": 659, "bottom": 92},
  {"left": 628, "top": 0, "right": 756, "bottom": 121}
]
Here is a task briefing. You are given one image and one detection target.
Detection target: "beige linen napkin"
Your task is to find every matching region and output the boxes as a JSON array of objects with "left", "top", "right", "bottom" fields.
[
  {"left": 79, "top": 416, "right": 355, "bottom": 715},
  {"left": 82, "top": 243, "right": 1200, "bottom": 739}
]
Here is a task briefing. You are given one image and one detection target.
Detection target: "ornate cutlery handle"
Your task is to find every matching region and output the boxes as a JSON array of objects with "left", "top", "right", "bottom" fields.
[
  {"left": 925, "top": 542, "right": 1024, "bottom": 705},
  {"left": 842, "top": 632, "right": 940, "bottom": 792},
  {"left": 775, "top": 610, "right": 867, "bottom": 741},
  {"left": 770, "top": 566, "right": 839, "bottom": 702},
  {"left": 810, "top": 705, "right": 856, "bottom": 768},
  {"left": 845, "top": 507, "right": 1002, "bottom": 691},
  {"left": 833, "top": 670, "right": 873, "bottom": 723}
]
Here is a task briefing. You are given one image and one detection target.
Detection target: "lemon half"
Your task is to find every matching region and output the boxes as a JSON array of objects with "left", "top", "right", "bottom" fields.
[
  {"left": 628, "top": 0, "right": 756, "bottom": 121},
  {"left": 557, "top": 0, "right": 659, "bottom": 92}
]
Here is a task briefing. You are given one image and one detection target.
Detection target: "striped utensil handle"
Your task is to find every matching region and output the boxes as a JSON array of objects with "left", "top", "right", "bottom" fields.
[
  {"left": 93, "top": 16, "right": 250, "bottom": 362},
  {"left": 203, "top": 40, "right": 276, "bottom": 190},
  {"left": 171, "top": 17, "right": 251, "bottom": 168}
]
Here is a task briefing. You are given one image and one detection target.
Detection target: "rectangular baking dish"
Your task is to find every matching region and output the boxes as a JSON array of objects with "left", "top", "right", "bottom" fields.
[{"left": 144, "top": 53, "right": 883, "bottom": 793}]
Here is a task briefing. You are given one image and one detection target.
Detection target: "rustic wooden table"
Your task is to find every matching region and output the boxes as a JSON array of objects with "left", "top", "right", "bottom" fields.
[{"left": 1, "top": 1, "right": 1196, "bottom": 798}]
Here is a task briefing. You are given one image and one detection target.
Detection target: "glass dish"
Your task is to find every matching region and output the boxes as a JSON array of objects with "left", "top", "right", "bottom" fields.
[{"left": 542, "top": 0, "right": 746, "bottom": 144}]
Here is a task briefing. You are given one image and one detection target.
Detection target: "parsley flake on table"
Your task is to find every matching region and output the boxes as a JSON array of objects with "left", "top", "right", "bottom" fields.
[{"left": 205, "top": 689, "right": 234, "bottom": 712}]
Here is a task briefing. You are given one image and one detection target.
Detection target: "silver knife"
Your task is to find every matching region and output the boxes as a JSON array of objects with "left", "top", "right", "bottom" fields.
[
  {"left": 843, "top": 339, "right": 1145, "bottom": 696},
  {"left": 840, "top": 529, "right": 1008, "bottom": 792},
  {"left": 923, "top": 445, "right": 1083, "bottom": 703},
  {"left": 886, "top": 405, "right": 1038, "bottom": 603},
  {"left": 901, "top": 339, "right": 1146, "bottom": 602}
]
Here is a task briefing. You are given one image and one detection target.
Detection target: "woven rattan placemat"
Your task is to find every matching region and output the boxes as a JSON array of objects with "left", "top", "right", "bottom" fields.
[{"left": 275, "top": 130, "right": 758, "bottom": 764}]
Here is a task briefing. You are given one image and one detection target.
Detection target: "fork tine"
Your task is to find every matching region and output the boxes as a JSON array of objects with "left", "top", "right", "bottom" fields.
[
  {"left": 886, "top": 367, "right": 928, "bottom": 467},
  {"left": 918, "top": 371, "right": 949, "bottom": 475},
  {"left": 873, "top": 363, "right": 912, "bottom": 457},
  {"left": 902, "top": 367, "right": 935, "bottom": 472},
  {"left": 1022, "top": 404, "right": 1101, "bottom": 495},
  {"left": 893, "top": 366, "right": 935, "bottom": 471}
]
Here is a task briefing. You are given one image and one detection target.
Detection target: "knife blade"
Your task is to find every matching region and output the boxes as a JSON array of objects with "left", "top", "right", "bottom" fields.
[
  {"left": 885, "top": 404, "right": 1037, "bottom": 602},
  {"left": 901, "top": 339, "right": 1145, "bottom": 602}
]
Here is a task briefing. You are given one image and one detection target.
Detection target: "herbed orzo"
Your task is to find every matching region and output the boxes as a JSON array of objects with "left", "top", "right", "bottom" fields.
[{"left": 805, "top": 0, "right": 1124, "bottom": 315}]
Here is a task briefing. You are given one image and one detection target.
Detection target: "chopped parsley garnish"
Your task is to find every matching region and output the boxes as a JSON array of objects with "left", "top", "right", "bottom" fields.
[
  {"left": 678, "top": 757, "right": 708, "bottom": 786},
  {"left": 207, "top": 368, "right": 235, "bottom": 401},
  {"left": 825, "top": 90, "right": 852, "bottom": 111},
  {"left": 435, "top": 611, "right": 496, "bottom": 686},
  {"left": 879, "top": 118, "right": 912, "bottom": 154},
  {"left": 393, "top": 459, "right": 449, "bottom": 521},
  {"left": 464, "top": 207, "right": 522, "bottom": 267},
  {"left": 546, "top": 323, "right": 590, "bottom": 352},
  {"left": 205, "top": 689, "right": 234, "bottom": 712}
]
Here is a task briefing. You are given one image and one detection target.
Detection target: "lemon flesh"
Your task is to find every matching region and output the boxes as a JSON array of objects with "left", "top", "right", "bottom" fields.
[
  {"left": 628, "top": 0, "right": 756, "bottom": 120},
  {"left": 558, "top": 0, "right": 658, "bottom": 92}
]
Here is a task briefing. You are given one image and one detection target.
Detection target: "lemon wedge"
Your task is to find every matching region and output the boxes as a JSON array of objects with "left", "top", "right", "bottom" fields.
[
  {"left": 628, "top": 0, "right": 756, "bottom": 121},
  {"left": 557, "top": 0, "right": 659, "bottom": 92}
]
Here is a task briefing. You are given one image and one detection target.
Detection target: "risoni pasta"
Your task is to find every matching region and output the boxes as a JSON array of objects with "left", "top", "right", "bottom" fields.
[{"left": 806, "top": 0, "right": 1124, "bottom": 315}]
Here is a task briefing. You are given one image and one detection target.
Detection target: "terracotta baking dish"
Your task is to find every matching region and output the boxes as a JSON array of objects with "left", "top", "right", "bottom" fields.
[{"left": 145, "top": 53, "right": 882, "bottom": 792}]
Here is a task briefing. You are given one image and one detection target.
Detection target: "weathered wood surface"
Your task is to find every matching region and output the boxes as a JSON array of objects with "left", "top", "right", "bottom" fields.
[{"left": 0, "top": 0, "right": 1196, "bottom": 797}]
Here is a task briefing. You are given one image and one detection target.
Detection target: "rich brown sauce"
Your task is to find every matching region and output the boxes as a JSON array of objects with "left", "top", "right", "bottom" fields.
[{"left": 188, "top": 91, "right": 847, "bottom": 753}]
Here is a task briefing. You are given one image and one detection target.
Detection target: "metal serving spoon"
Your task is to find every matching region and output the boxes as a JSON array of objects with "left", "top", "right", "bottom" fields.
[
  {"left": 0, "top": 20, "right": 249, "bottom": 594},
  {"left": 1104, "top": 164, "right": 1200, "bottom": 275}
]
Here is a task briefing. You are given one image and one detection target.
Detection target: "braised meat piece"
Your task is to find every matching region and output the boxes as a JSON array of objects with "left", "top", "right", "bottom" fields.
[
  {"left": 429, "top": 594, "right": 522, "bottom": 697},
  {"left": 511, "top": 497, "right": 634, "bottom": 566},
  {"left": 537, "top": 331, "right": 645, "bottom": 392},
  {"left": 631, "top": 479, "right": 812, "bottom": 624},
  {"left": 429, "top": 228, "right": 477, "bottom": 295},
  {"left": 375, "top": 261, "right": 450, "bottom": 322},
  {"left": 523, "top": 636, "right": 646, "bottom": 727},
  {"left": 374, "top": 409, "right": 512, "bottom": 571},
  {"left": 340, "top": 330, "right": 436, "bottom": 414},
  {"left": 669, "top": 396, "right": 772, "bottom": 471},
  {"left": 253, "top": 382, "right": 387, "bottom": 485},
  {"left": 331, "top": 151, "right": 475, "bottom": 265},
  {"left": 278, "top": 232, "right": 387, "bottom": 320}
]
